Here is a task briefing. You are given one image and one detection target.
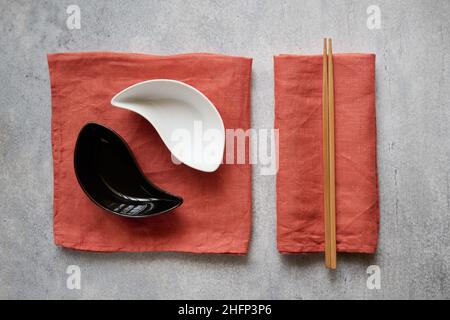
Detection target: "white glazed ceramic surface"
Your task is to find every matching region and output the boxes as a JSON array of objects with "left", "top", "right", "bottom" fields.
[{"left": 111, "top": 79, "right": 225, "bottom": 172}]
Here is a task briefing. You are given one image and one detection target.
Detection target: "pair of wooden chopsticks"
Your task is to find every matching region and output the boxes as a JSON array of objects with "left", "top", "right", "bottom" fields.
[{"left": 322, "top": 38, "right": 337, "bottom": 269}]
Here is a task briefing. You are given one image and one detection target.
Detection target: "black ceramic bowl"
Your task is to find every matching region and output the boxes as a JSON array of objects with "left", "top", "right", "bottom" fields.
[{"left": 74, "top": 122, "right": 183, "bottom": 218}]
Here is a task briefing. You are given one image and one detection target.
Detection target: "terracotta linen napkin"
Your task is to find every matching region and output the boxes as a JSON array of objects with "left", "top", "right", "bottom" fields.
[
  {"left": 274, "top": 54, "right": 379, "bottom": 253},
  {"left": 48, "top": 52, "right": 252, "bottom": 253}
]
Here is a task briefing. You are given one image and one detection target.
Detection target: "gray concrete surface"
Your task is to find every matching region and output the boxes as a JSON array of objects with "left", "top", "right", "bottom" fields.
[{"left": 1, "top": 0, "right": 450, "bottom": 299}]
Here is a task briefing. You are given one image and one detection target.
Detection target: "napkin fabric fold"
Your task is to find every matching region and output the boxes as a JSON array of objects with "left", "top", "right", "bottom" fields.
[
  {"left": 48, "top": 52, "right": 252, "bottom": 253},
  {"left": 275, "top": 54, "right": 379, "bottom": 253}
]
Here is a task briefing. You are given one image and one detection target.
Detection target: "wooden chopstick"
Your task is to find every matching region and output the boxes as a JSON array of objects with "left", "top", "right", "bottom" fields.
[
  {"left": 327, "top": 38, "right": 337, "bottom": 269},
  {"left": 322, "top": 39, "right": 331, "bottom": 268},
  {"left": 323, "top": 38, "right": 337, "bottom": 269}
]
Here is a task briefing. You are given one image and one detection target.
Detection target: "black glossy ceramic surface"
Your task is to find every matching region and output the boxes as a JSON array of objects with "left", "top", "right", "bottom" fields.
[{"left": 74, "top": 123, "right": 183, "bottom": 218}]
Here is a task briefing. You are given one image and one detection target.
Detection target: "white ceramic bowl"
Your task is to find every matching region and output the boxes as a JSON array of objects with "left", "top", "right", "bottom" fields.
[{"left": 111, "top": 79, "right": 225, "bottom": 172}]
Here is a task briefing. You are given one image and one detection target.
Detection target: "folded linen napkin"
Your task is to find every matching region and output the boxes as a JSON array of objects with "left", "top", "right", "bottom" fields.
[
  {"left": 275, "top": 54, "right": 379, "bottom": 253},
  {"left": 48, "top": 52, "right": 252, "bottom": 253}
]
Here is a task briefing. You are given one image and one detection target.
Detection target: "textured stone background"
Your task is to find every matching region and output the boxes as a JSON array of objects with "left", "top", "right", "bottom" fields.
[{"left": 1, "top": 0, "right": 449, "bottom": 299}]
